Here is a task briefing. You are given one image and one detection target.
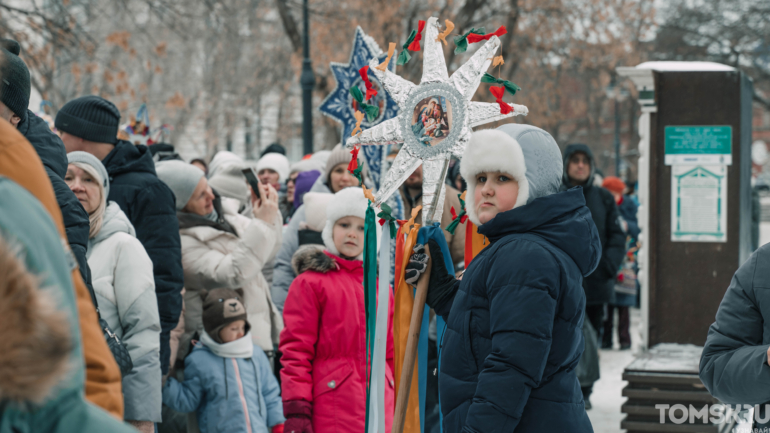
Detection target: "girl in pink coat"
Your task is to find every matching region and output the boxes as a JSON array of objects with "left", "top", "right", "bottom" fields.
[{"left": 279, "top": 187, "right": 395, "bottom": 433}]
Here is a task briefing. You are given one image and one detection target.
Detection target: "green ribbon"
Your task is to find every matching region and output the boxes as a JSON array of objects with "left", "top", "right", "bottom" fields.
[
  {"left": 444, "top": 193, "right": 468, "bottom": 235},
  {"left": 363, "top": 204, "right": 378, "bottom": 433},
  {"left": 377, "top": 202, "right": 398, "bottom": 239},
  {"left": 350, "top": 86, "right": 380, "bottom": 122},
  {"left": 453, "top": 27, "right": 485, "bottom": 54},
  {"left": 481, "top": 73, "right": 521, "bottom": 96},
  {"left": 397, "top": 29, "right": 417, "bottom": 65}
]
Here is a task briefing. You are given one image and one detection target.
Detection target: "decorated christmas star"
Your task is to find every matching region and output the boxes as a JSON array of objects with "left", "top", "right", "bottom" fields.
[{"left": 346, "top": 17, "right": 528, "bottom": 224}]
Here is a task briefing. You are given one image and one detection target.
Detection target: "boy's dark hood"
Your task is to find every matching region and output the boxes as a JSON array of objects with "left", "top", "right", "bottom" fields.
[
  {"left": 101, "top": 140, "right": 156, "bottom": 177},
  {"left": 18, "top": 109, "right": 67, "bottom": 178},
  {"left": 561, "top": 143, "right": 596, "bottom": 189},
  {"left": 478, "top": 187, "right": 602, "bottom": 277}
]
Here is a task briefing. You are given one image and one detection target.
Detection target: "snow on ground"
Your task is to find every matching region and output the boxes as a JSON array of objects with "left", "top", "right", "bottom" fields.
[{"left": 586, "top": 308, "right": 641, "bottom": 433}]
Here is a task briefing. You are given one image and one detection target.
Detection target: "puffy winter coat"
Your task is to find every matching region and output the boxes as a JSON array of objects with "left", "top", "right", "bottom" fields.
[
  {"left": 178, "top": 195, "right": 283, "bottom": 357},
  {"left": 87, "top": 202, "right": 162, "bottom": 422},
  {"left": 700, "top": 243, "right": 770, "bottom": 422},
  {"left": 0, "top": 177, "right": 134, "bottom": 433},
  {"left": 164, "top": 332, "right": 284, "bottom": 433},
  {"left": 271, "top": 178, "right": 332, "bottom": 312},
  {"left": 101, "top": 140, "right": 183, "bottom": 374},
  {"left": 280, "top": 247, "right": 395, "bottom": 433},
  {"left": 561, "top": 144, "right": 626, "bottom": 305},
  {"left": 18, "top": 109, "right": 93, "bottom": 297},
  {"left": 618, "top": 195, "right": 640, "bottom": 241},
  {"left": 436, "top": 188, "right": 601, "bottom": 433},
  {"left": 0, "top": 118, "right": 124, "bottom": 417}
]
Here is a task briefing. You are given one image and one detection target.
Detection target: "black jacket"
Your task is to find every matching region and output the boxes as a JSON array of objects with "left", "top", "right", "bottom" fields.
[
  {"left": 18, "top": 110, "right": 92, "bottom": 292},
  {"left": 436, "top": 189, "right": 600, "bottom": 432},
  {"left": 102, "top": 140, "right": 183, "bottom": 374},
  {"left": 561, "top": 143, "right": 626, "bottom": 305}
]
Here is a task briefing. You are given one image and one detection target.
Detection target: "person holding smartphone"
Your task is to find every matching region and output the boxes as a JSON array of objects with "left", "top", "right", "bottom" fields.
[{"left": 155, "top": 160, "right": 284, "bottom": 367}]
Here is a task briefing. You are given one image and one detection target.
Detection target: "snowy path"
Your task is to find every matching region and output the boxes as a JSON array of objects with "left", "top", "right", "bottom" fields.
[{"left": 586, "top": 308, "right": 642, "bottom": 433}]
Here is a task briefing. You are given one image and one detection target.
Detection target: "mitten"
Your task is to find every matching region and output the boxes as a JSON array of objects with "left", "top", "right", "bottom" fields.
[{"left": 283, "top": 400, "right": 313, "bottom": 433}]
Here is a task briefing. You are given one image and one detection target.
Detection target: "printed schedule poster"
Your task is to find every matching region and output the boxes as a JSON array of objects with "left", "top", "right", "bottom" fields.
[{"left": 670, "top": 165, "right": 727, "bottom": 243}]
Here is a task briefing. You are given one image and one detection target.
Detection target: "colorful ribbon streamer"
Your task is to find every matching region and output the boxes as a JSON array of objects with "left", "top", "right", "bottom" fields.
[
  {"left": 359, "top": 66, "right": 378, "bottom": 101},
  {"left": 367, "top": 215, "right": 392, "bottom": 433},
  {"left": 490, "top": 86, "right": 513, "bottom": 115},
  {"left": 466, "top": 26, "right": 507, "bottom": 44},
  {"left": 481, "top": 73, "right": 521, "bottom": 96},
  {"left": 363, "top": 204, "right": 378, "bottom": 433},
  {"left": 407, "top": 20, "right": 426, "bottom": 52},
  {"left": 350, "top": 85, "right": 380, "bottom": 122}
]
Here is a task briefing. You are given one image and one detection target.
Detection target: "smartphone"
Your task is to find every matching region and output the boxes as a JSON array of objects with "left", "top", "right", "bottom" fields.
[{"left": 241, "top": 168, "right": 261, "bottom": 199}]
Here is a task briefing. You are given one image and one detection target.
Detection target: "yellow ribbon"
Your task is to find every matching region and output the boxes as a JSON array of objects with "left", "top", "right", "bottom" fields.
[
  {"left": 374, "top": 42, "right": 396, "bottom": 72},
  {"left": 351, "top": 110, "right": 365, "bottom": 137},
  {"left": 436, "top": 20, "right": 455, "bottom": 45}
]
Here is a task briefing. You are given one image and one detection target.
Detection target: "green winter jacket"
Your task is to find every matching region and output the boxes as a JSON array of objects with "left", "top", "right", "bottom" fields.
[{"left": 0, "top": 177, "right": 135, "bottom": 433}]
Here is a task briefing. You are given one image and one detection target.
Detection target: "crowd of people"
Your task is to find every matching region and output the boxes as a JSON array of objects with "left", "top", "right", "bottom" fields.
[{"left": 0, "top": 36, "right": 648, "bottom": 433}]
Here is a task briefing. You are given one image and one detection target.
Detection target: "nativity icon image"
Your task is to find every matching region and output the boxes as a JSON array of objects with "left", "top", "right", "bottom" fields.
[{"left": 411, "top": 96, "right": 452, "bottom": 147}]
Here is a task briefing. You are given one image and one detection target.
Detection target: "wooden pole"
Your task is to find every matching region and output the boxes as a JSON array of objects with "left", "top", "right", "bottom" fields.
[{"left": 392, "top": 249, "right": 432, "bottom": 433}]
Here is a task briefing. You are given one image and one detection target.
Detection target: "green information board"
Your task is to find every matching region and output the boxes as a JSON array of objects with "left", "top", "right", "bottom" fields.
[{"left": 664, "top": 126, "right": 732, "bottom": 165}]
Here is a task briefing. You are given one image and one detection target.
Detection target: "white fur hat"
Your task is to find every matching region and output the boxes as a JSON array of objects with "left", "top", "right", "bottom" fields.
[
  {"left": 302, "top": 192, "right": 333, "bottom": 232},
  {"left": 256, "top": 153, "right": 290, "bottom": 183},
  {"left": 321, "top": 187, "right": 369, "bottom": 257},
  {"left": 462, "top": 125, "right": 562, "bottom": 225}
]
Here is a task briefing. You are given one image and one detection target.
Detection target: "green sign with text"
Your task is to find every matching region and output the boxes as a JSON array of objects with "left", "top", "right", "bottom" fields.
[{"left": 664, "top": 126, "right": 732, "bottom": 165}]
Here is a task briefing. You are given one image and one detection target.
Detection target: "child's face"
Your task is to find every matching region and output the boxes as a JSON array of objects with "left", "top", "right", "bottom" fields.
[
  {"left": 474, "top": 171, "right": 520, "bottom": 224},
  {"left": 219, "top": 320, "right": 246, "bottom": 343},
  {"left": 332, "top": 216, "right": 365, "bottom": 258}
]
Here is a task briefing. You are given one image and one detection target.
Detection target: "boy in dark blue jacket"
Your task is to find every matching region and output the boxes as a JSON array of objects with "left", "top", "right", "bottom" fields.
[{"left": 407, "top": 124, "right": 601, "bottom": 432}]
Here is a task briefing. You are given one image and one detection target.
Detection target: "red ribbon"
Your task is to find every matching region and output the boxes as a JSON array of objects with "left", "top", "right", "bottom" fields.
[
  {"left": 348, "top": 146, "right": 360, "bottom": 172},
  {"left": 450, "top": 206, "right": 468, "bottom": 224},
  {"left": 358, "top": 66, "right": 377, "bottom": 101},
  {"left": 466, "top": 26, "right": 507, "bottom": 44},
  {"left": 489, "top": 86, "right": 513, "bottom": 114},
  {"left": 490, "top": 86, "right": 513, "bottom": 114},
  {"left": 408, "top": 20, "right": 426, "bottom": 51}
]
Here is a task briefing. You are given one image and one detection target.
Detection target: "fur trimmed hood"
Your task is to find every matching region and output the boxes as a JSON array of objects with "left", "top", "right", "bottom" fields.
[
  {"left": 462, "top": 124, "right": 563, "bottom": 225},
  {"left": 291, "top": 245, "right": 337, "bottom": 275}
]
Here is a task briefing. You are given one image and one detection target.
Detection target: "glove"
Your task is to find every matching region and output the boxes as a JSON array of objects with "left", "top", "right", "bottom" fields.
[
  {"left": 284, "top": 400, "right": 313, "bottom": 433},
  {"left": 405, "top": 244, "right": 428, "bottom": 285},
  {"left": 423, "top": 238, "right": 460, "bottom": 310},
  {"left": 272, "top": 424, "right": 284, "bottom": 433},
  {"left": 284, "top": 418, "right": 312, "bottom": 433}
]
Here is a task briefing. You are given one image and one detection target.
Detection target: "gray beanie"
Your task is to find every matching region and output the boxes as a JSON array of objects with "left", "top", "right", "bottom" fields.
[
  {"left": 67, "top": 151, "right": 110, "bottom": 198},
  {"left": 155, "top": 160, "right": 205, "bottom": 210},
  {"left": 462, "top": 124, "right": 562, "bottom": 225},
  {"left": 324, "top": 144, "right": 352, "bottom": 185}
]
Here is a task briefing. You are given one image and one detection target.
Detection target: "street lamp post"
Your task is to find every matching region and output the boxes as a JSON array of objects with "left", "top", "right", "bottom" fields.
[{"left": 300, "top": 0, "right": 315, "bottom": 156}]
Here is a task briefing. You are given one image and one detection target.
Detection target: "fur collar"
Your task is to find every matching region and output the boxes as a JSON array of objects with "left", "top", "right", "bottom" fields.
[{"left": 291, "top": 245, "right": 337, "bottom": 275}]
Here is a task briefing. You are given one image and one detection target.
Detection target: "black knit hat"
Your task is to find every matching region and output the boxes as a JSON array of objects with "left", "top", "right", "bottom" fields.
[
  {"left": 55, "top": 96, "right": 120, "bottom": 144},
  {"left": 0, "top": 39, "right": 31, "bottom": 123}
]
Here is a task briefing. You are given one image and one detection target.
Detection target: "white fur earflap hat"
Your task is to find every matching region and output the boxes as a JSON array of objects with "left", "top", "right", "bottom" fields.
[
  {"left": 461, "top": 124, "right": 563, "bottom": 225},
  {"left": 322, "top": 187, "right": 369, "bottom": 256}
]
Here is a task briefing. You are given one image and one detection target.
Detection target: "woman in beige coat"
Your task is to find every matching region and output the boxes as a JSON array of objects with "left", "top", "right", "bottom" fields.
[{"left": 155, "top": 161, "right": 283, "bottom": 365}]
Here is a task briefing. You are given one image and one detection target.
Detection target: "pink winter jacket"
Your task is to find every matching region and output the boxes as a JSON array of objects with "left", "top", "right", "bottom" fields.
[{"left": 280, "top": 246, "right": 395, "bottom": 433}]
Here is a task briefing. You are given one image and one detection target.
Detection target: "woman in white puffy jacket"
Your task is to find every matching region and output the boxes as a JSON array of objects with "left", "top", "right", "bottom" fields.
[
  {"left": 65, "top": 152, "right": 161, "bottom": 433},
  {"left": 155, "top": 160, "right": 284, "bottom": 365}
]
